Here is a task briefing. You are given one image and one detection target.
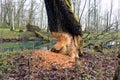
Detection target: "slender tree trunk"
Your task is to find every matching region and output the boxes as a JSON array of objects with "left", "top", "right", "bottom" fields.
[
  {"left": 87, "top": 0, "right": 91, "bottom": 31},
  {"left": 77, "top": 0, "right": 81, "bottom": 20},
  {"left": 12, "top": 7, "right": 15, "bottom": 30},
  {"left": 40, "top": 1, "right": 44, "bottom": 28},
  {"left": 0, "top": 0, "right": 2, "bottom": 24},
  {"left": 79, "top": 0, "right": 87, "bottom": 21}
]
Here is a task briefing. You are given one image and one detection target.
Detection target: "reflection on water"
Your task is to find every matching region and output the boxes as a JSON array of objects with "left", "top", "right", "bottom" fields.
[{"left": 0, "top": 41, "right": 55, "bottom": 53}]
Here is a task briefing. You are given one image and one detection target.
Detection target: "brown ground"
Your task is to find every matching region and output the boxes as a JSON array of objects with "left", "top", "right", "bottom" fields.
[{"left": 7, "top": 50, "right": 117, "bottom": 80}]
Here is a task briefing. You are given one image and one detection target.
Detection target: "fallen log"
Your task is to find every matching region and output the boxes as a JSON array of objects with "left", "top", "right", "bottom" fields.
[
  {"left": 26, "top": 23, "right": 49, "bottom": 41},
  {"left": 34, "top": 31, "right": 49, "bottom": 41}
]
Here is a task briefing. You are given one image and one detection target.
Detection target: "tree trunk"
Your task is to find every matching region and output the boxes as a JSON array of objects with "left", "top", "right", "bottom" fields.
[
  {"left": 40, "top": 1, "right": 44, "bottom": 28},
  {"left": 0, "top": 0, "right": 2, "bottom": 24},
  {"left": 44, "top": 0, "right": 83, "bottom": 58},
  {"left": 11, "top": 7, "right": 15, "bottom": 30},
  {"left": 79, "top": 0, "right": 87, "bottom": 21}
]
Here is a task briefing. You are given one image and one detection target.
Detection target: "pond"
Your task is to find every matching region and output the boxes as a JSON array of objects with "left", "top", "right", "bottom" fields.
[{"left": 0, "top": 41, "right": 56, "bottom": 53}]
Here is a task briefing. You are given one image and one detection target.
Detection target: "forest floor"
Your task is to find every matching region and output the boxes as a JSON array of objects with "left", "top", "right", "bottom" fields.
[{"left": 5, "top": 50, "right": 117, "bottom": 80}]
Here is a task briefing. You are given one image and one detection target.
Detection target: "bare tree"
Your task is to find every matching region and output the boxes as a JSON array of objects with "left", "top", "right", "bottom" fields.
[
  {"left": 15, "top": 0, "right": 26, "bottom": 28},
  {"left": 3, "top": 0, "right": 14, "bottom": 30},
  {"left": 28, "top": 0, "right": 38, "bottom": 24},
  {"left": 39, "top": 0, "right": 44, "bottom": 28},
  {"left": 79, "top": 0, "right": 87, "bottom": 21},
  {"left": 0, "top": 0, "right": 3, "bottom": 24}
]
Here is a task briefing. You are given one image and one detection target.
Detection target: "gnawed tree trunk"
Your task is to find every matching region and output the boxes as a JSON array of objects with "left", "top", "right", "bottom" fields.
[{"left": 44, "top": 0, "right": 83, "bottom": 58}]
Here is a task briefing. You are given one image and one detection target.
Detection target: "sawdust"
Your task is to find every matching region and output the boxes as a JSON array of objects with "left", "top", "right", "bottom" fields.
[{"left": 31, "top": 50, "right": 75, "bottom": 70}]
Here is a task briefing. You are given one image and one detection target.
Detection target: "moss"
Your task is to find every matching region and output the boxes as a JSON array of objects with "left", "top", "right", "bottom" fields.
[
  {"left": 64, "top": 0, "right": 80, "bottom": 24},
  {"left": 35, "top": 31, "right": 49, "bottom": 41}
]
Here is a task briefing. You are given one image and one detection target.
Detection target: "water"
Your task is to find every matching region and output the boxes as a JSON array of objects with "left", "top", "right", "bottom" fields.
[
  {"left": 1, "top": 40, "right": 119, "bottom": 53},
  {"left": 0, "top": 41, "right": 55, "bottom": 53}
]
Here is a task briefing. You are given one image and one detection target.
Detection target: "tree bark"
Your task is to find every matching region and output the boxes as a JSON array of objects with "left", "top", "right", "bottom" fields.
[{"left": 44, "top": 0, "right": 83, "bottom": 58}]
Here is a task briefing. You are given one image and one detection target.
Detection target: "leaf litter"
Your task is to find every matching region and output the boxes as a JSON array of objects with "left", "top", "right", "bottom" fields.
[{"left": 6, "top": 50, "right": 117, "bottom": 80}]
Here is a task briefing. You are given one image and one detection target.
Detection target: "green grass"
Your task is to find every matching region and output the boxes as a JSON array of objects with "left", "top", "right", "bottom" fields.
[
  {"left": 0, "top": 28, "right": 21, "bottom": 39},
  {"left": 0, "top": 28, "right": 36, "bottom": 40}
]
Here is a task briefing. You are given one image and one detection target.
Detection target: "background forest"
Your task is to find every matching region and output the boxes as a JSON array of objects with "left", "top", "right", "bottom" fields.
[
  {"left": 0, "top": 0, "right": 120, "bottom": 31},
  {"left": 0, "top": 0, "right": 120, "bottom": 49}
]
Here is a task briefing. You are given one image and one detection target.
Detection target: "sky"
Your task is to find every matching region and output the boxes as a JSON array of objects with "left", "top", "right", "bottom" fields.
[
  {"left": 24, "top": 0, "right": 120, "bottom": 29},
  {"left": 25, "top": 0, "right": 119, "bottom": 13},
  {"left": 101, "top": 0, "right": 119, "bottom": 12}
]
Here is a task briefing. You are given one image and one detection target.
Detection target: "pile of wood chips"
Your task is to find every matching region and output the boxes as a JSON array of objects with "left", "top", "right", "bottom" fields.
[{"left": 31, "top": 50, "right": 76, "bottom": 70}]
